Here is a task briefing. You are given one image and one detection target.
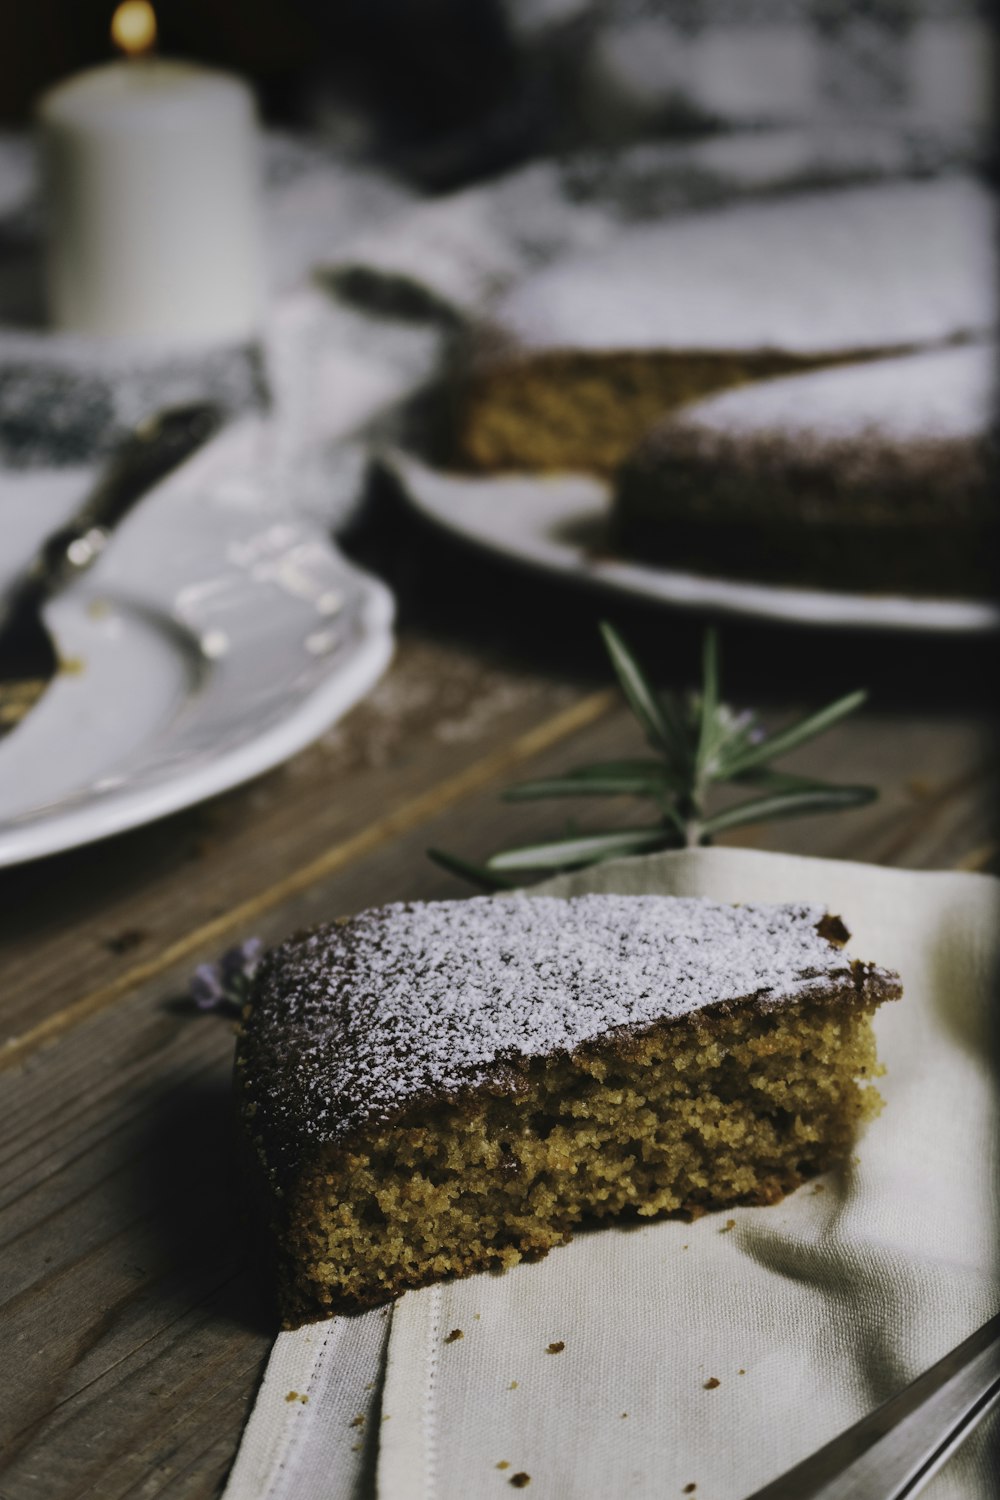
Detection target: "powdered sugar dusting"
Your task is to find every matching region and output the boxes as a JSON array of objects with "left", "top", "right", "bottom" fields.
[
  {"left": 497, "top": 176, "right": 995, "bottom": 355},
  {"left": 241, "top": 894, "right": 891, "bottom": 1159},
  {"left": 671, "top": 342, "right": 995, "bottom": 445}
]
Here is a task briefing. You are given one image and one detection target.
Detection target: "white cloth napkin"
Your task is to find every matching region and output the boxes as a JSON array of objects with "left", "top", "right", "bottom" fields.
[{"left": 224, "top": 847, "right": 999, "bottom": 1500}]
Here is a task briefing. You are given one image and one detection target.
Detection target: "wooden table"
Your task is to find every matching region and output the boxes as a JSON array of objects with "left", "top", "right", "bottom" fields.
[{"left": 1, "top": 490, "right": 995, "bottom": 1498}]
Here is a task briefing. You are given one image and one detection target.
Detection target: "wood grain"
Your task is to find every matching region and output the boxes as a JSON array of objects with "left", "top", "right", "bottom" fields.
[
  {"left": 0, "top": 640, "right": 607, "bottom": 1055},
  {"left": 0, "top": 682, "right": 614, "bottom": 1070}
]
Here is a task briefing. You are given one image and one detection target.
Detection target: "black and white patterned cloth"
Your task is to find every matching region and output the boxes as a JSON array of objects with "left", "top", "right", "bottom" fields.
[{"left": 505, "top": 0, "right": 992, "bottom": 131}]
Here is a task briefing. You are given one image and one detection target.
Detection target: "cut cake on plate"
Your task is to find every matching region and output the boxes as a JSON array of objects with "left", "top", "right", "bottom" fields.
[
  {"left": 613, "top": 342, "right": 996, "bottom": 598},
  {"left": 455, "top": 176, "right": 995, "bottom": 474}
]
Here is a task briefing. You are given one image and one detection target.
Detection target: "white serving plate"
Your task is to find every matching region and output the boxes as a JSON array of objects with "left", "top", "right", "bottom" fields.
[
  {"left": 387, "top": 449, "right": 1000, "bottom": 635},
  {"left": 0, "top": 417, "right": 394, "bottom": 867}
]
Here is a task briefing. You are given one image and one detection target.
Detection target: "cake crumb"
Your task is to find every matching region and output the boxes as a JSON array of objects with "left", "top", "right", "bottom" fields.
[
  {"left": 719, "top": 1219, "right": 736, "bottom": 1234},
  {"left": 546, "top": 1341, "right": 565, "bottom": 1354},
  {"left": 510, "top": 1475, "right": 531, "bottom": 1489},
  {"left": 285, "top": 1391, "right": 299, "bottom": 1403},
  {"left": 620, "top": 1412, "right": 628, "bottom": 1419},
  {"left": 351, "top": 1443, "right": 362, "bottom": 1453},
  {"left": 349, "top": 1415, "right": 365, "bottom": 1429},
  {"left": 738, "top": 1368, "right": 746, "bottom": 1376},
  {"left": 508, "top": 1381, "right": 519, "bottom": 1390},
  {"left": 496, "top": 1461, "right": 510, "bottom": 1470},
  {"left": 475, "top": 1313, "right": 481, "bottom": 1320},
  {"left": 812, "top": 1183, "right": 826, "bottom": 1194},
  {"left": 444, "top": 1328, "right": 464, "bottom": 1344},
  {"left": 703, "top": 1377, "right": 721, "bottom": 1390}
]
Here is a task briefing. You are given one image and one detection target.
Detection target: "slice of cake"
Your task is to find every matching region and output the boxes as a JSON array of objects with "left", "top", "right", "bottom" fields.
[
  {"left": 613, "top": 342, "right": 996, "bottom": 598},
  {"left": 236, "top": 893, "right": 900, "bottom": 1326},
  {"left": 454, "top": 175, "right": 994, "bottom": 474}
]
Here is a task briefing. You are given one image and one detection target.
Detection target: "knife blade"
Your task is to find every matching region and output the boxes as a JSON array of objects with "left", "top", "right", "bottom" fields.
[
  {"left": 744, "top": 1312, "right": 1000, "bottom": 1500},
  {"left": 0, "top": 401, "right": 223, "bottom": 737}
]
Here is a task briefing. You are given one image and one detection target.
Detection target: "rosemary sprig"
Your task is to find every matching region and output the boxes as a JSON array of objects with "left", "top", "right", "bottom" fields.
[{"left": 429, "top": 624, "right": 876, "bottom": 890}]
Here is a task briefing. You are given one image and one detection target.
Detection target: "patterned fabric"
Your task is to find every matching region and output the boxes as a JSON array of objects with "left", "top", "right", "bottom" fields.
[{"left": 508, "top": 0, "right": 992, "bottom": 130}]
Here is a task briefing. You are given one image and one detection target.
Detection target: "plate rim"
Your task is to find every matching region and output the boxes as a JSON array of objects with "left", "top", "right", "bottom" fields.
[
  {"left": 0, "top": 551, "right": 395, "bottom": 870},
  {"left": 387, "top": 448, "right": 1000, "bottom": 637}
]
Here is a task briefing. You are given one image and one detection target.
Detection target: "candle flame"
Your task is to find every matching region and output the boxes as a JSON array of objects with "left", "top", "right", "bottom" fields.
[{"left": 111, "top": 1, "right": 157, "bottom": 58}]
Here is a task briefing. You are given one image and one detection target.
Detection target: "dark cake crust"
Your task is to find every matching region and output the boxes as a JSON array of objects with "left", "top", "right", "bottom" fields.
[
  {"left": 235, "top": 895, "right": 899, "bottom": 1196},
  {"left": 614, "top": 403, "right": 996, "bottom": 598}
]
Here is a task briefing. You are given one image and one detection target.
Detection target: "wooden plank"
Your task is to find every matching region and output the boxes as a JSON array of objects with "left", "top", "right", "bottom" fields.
[
  {"left": 0, "top": 638, "right": 608, "bottom": 1055},
  {"left": 0, "top": 1020, "right": 263, "bottom": 1499},
  {"left": 718, "top": 713, "right": 995, "bottom": 870}
]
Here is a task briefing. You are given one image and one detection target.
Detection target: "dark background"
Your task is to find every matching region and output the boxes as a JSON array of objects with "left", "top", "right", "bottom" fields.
[{"left": 7, "top": 0, "right": 535, "bottom": 188}]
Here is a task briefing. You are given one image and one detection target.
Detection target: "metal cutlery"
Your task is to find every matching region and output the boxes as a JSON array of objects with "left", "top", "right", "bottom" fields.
[
  {"left": 746, "top": 1312, "right": 1000, "bottom": 1500},
  {"left": 0, "top": 401, "right": 223, "bottom": 737}
]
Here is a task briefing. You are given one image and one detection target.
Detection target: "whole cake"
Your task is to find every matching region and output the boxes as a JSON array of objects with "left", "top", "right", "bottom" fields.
[
  {"left": 613, "top": 342, "right": 996, "bottom": 598},
  {"left": 236, "top": 893, "right": 900, "bottom": 1326},
  {"left": 455, "top": 175, "right": 995, "bottom": 474}
]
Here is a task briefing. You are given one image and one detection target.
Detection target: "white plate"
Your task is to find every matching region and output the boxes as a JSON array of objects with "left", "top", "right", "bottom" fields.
[
  {"left": 0, "top": 418, "right": 394, "bottom": 867},
  {"left": 388, "top": 449, "right": 1000, "bottom": 635}
]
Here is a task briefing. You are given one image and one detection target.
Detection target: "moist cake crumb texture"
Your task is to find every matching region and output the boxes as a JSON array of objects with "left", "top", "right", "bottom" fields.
[{"left": 236, "top": 893, "right": 900, "bottom": 1324}]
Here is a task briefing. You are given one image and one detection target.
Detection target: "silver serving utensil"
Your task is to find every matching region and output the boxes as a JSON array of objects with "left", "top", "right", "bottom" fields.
[
  {"left": 745, "top": 1312, "right": 1000, "bottom": 1500},
  {"left": 0, "top": 402, "right": 223, "bottom": 737}
]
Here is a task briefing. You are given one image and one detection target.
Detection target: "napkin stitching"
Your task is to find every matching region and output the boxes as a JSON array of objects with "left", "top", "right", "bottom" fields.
[
  {"left": 225, "top": 854, "right": 1000, "bottom": 1498},
  {"left": 271, "top": 1324, "right": 337, "bottom": 1499},
  {"left": 424, "top": 1284, "right": 443, "bottom": 1499}
]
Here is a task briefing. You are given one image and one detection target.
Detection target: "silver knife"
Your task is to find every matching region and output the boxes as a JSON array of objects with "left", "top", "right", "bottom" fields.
[
  {"left": 745, "top": 1312, "right": 1000, "bottom": 1500},
  {"left": 0, "top": 402, "right": 223, "bottom": 736}
]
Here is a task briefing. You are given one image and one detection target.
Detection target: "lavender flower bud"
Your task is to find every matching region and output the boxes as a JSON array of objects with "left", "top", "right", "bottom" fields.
[
  {"left": 190, "top": 962, "right": 225, "bottom": 1010},
  {"left": 220, "top": 937, "right": 263, "bottom": 988}
]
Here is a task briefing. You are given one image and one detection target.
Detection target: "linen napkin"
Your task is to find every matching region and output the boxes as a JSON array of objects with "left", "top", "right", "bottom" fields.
[{"left": 224, "top": 847, "right": 998, "bottom": 1500}]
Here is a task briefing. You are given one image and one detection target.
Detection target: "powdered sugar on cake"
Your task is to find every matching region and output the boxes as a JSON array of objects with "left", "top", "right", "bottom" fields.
[
  {"left": 495, "top": 176, "right": 995, "bottom": 355},
  {"left": 666, "top": 343, "right": 994, "bottom": 445},
  {"left": 242, "top": 894, "right": 893, "bottom": 1155}
]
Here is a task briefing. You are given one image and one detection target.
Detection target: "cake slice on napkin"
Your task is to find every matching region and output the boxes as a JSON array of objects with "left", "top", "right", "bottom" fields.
[{"left": 235, "top": 893, "right": 900, "bottom": 1326}]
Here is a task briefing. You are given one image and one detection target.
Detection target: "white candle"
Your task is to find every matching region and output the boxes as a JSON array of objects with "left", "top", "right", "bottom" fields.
[{"left": 37, "top": 6, "right": 263, "bottom": 341}]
